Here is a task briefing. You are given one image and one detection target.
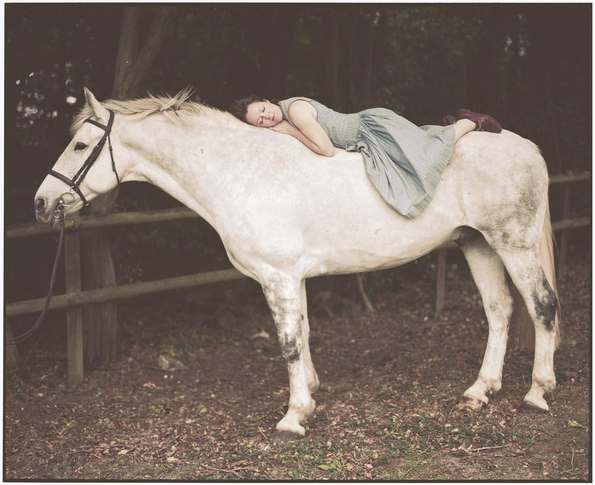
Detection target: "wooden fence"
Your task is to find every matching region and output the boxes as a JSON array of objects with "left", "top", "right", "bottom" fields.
[{"left": 6, "top": 172, "right": 591, "bottom": 385}]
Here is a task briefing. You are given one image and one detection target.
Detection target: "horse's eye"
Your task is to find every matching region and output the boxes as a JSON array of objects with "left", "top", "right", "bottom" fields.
[{"left": 74, "top": 142, "right": 88, "bottom": 152}]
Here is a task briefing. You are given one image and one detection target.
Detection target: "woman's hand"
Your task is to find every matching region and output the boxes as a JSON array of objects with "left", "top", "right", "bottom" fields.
[
  {"left": 270, "top": 105, "right": 336, "bottom": 157},
  {"left": 269, "top": 120, "right": 293, "bottom": 135}
]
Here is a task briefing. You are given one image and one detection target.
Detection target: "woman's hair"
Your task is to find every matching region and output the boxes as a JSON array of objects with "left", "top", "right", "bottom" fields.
[{"left": 229, "top": 94, "right": 265, "bottom": 121}]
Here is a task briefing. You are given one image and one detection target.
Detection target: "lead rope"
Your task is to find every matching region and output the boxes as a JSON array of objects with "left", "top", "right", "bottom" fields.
[{"left": 7, "top": 203, "right": 66, "bottom": 345}]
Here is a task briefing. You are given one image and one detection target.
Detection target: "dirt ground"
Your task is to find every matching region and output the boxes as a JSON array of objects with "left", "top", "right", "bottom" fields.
[{"left": 4, "top": 253, "right": 591, "bottom": 480}]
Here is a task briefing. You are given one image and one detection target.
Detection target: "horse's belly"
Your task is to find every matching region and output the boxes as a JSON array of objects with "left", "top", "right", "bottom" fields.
[
  {"left": 298, "top": 202, "right": 457, "bottom": 277},
  {"left": 303, "top": 248, "right": 428, "bottom": 277}
]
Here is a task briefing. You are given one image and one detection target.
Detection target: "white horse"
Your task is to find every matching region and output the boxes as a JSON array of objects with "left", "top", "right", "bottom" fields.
[{"left": 34, "top": 88, "right": 559, "bottom": 437}]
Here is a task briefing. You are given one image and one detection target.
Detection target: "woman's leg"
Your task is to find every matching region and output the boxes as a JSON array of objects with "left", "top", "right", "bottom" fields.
[{"left": 454, "top": 119, "right": 476, "bottom": 142}]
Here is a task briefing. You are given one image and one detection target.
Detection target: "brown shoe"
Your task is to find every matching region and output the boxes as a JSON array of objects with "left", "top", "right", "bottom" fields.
[{"left": 456, "top": 108, "right": 502, "bottom": 133}]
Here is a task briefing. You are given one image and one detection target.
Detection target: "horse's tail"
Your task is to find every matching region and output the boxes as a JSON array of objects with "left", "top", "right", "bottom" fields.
[{"left": 512, "top": 197, "right": 561, "bottom": 350}]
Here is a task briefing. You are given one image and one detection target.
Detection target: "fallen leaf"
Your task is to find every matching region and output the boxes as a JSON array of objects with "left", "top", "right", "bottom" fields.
[
  {"left": 568, "top": 419, "right": 588, "bottom": 430},
  {"left": 158, "top": 355, "right": 171, "bottom": 370},
  {"left": 158, "top": 354, "right": 186, "bottom": 371},
  {"left": 250, "top": 329, "right": 270, "bottom": 340}
]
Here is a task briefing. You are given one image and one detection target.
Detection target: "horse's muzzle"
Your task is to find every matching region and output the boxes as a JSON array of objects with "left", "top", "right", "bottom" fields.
[
  {"left": 34, "top": 196, "right": 68, "bottom": 226},
  {"left": 34, "top": 196, "right": 52, "bottom": 223}
]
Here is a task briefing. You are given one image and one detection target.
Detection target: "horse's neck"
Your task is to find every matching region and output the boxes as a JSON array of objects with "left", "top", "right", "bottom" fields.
[{"left": 125, "top": 115, "right": 261, "bottom": 228}]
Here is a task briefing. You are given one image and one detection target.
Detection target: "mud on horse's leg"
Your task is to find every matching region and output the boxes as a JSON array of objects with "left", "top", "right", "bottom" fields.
[
  {"left": 498, "top": 248, "right": 558, "bottom": 412},
  {"left": 262, "top": 276, "right": 316, "bottom": 437}
]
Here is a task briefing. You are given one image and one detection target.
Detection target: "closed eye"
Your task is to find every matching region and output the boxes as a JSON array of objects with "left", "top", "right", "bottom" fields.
[{"left": 74, "top": 142, "right": 88, "bottom": 152}]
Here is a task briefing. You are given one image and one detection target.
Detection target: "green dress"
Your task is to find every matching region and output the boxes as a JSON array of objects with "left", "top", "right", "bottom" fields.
[{"left": 278, "top": 97, "right": 456, "bottom": 218}]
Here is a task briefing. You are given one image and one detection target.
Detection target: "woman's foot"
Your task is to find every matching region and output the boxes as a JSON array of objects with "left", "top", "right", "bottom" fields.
[
  {"left": 453, "top": 119, "right": 476, "bottom": 142},
  {"left": 456, "top": 109, "right": 502, "bottom": 133}
]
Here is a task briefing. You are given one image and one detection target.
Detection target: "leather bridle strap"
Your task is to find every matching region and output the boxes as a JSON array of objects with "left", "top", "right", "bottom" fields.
[{"left": 48, "top": 110, "right": 119, "bottom": 208}]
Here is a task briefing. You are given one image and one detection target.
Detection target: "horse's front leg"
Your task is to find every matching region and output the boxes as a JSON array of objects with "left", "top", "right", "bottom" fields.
[
  {"left": 262, "top": 275, "right": 316, "bottom": 437},
  {"left": 299, "top": 280, "right": 320, "bottom": 393}
]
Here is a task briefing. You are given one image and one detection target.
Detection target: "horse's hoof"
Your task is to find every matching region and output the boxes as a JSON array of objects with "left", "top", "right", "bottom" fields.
[
  {"left": 275, "top": 417, "right": 306, "bottom": 438},
  {"left": 457, "top": 396, "right": 485, "bottom": 412},
  {"left": 273, "top": 430, "right": 304, "bottom": 442},
  {"left": 521, "top": 397, "right": 549, "bottom": 413}
]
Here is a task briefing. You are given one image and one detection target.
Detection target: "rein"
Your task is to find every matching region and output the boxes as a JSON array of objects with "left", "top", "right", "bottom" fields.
[
  {"left": 9, "top": 111, "right": 120, "bottom": 345},
  {"left": 7, "top": 204, "right": 65, "bottom": 345}
]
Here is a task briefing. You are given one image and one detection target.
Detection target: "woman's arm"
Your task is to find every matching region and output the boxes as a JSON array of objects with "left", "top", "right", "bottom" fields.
[
  {"left": 270, "top": 121, "right": 333, "bottom": 156},
  {"left": 271, "top": 101, "right": 336, "bottom": 157}
]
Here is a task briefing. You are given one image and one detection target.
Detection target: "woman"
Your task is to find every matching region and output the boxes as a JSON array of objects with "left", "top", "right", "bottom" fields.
[{"left": 230, "top": 95, "right": 502, "bottom": 218}]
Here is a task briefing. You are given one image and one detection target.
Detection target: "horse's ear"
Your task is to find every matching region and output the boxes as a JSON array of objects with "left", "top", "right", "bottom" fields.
[{"left": 83, "top": 87, "right": 109, "bottom": 121}]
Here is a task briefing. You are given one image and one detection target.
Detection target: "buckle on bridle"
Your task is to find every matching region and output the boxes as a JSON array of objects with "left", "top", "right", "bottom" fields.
[
  {"left": 54, "top": 198, "right": 66, "bottom": 224},
  {"left": 47, "top": 109, "right": 118, "bottom": 209}
]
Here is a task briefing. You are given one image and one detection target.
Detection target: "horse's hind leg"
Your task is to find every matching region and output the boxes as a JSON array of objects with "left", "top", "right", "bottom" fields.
[
  {"left": 262, "top": 275, "right": 316, "bottom": 437},
  {"left": 497, "top": 247, "right": 557, "bottom": 411},
  {"left": 459, "top": 236, "right": 513, "bottom": 410}
]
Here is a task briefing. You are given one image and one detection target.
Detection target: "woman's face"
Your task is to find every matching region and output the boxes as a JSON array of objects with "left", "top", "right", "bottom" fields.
[{"left": 245, "top": 100, "right": 283, "bottom": 127}]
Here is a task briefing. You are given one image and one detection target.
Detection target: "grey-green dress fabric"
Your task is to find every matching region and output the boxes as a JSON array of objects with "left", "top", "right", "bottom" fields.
[{"left": 278, "top": 97, "right": 456, "bottom": 218}]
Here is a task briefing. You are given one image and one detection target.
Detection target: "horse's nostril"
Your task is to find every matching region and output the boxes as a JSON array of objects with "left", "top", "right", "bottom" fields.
[{"left": 35, "top": 197, "right": 47, "bottom": 213}]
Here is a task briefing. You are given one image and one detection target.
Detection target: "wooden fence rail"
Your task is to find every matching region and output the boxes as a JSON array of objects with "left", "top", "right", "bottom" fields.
[
  {"left": 6, "top": 217, "right": 590, "bottom": 318},
  {"left": 6, "top": 269, "right": 244, "bottom": 317},
  {"left": 5, "top": 172, "right": 591, "bottom": 385}
]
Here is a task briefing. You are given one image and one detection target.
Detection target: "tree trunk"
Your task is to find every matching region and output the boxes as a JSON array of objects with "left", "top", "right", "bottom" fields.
[
  {"left": 345, "top": 7, "right": 381, "bottom": 111},
  {"left": 255, "top": 6, "right": 295, "bottom": 99},
  {"left": 324, "top": 8, "right": 342, "bottom": 108},
  {"left": 361, "top": 9, "right": 383, "bottom": 109},
  {"left": 463, "top": 6, "right": 507, "bottom": 114},
  {"left": 346, "top": 9, "right": 365, "bottom": 112},
  {"left": 83, "top": 6, "right": 174, "bottom": 366},
  {"left": 82, "top": 193, "right": 120, "bottom": 367}
]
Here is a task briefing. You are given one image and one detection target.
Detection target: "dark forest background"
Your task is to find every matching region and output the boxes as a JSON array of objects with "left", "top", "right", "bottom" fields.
[
  {"left": 6, "top": 4, "right": 592, "bottom": 216},
  {"left": 5, "top": 4, "right": 592, "bottom": 360}
]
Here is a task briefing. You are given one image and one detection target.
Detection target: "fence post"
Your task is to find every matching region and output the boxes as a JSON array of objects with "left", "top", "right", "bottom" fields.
[
  {"left": 5, "top": 324, "right": 20, "bottom": 371},
  {"left": 558, "top": 184, "right": 572, "bottom": 275},
  {"left": 435, "top": 249, "right": 447, "bottom": 318},
  {"left": 64, "top": 229, "right": 84, "bottom": 386}
]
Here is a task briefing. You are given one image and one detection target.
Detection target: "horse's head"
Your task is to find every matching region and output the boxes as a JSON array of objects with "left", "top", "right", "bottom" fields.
[{"left": 34, "top": 88, "right": 125, "bottom": 224}]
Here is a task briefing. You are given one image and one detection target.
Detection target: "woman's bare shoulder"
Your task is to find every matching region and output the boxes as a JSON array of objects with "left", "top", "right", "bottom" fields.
[{"left": 287, "top": 99, "right": 317, "bottom": 121}]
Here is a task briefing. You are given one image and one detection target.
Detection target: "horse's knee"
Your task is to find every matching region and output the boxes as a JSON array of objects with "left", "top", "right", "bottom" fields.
[
  {"left": 532, "top": 277, "right": 557, "bottom": 330},
  {"left": 279, "top": 330, "right": 301, "bottom": 363},
  {"left": 274, "top": 312, "right": 304, "bottom": 363},
  {"left": 486, "top": 295, "right": 513, "bottom": 325}
]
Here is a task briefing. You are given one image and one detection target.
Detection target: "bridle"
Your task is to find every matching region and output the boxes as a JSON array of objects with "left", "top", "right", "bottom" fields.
[
  {"left": 6, "top": 111, "right": 121, "bottom": 346},
  {"left": 48, "top": 109, "right": 120, "bottom": 208}
]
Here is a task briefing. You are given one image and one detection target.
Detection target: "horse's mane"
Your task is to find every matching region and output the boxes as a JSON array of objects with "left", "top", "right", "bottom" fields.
[{"left": 71, "top": 87, "right": 238, "bottom": 134}]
